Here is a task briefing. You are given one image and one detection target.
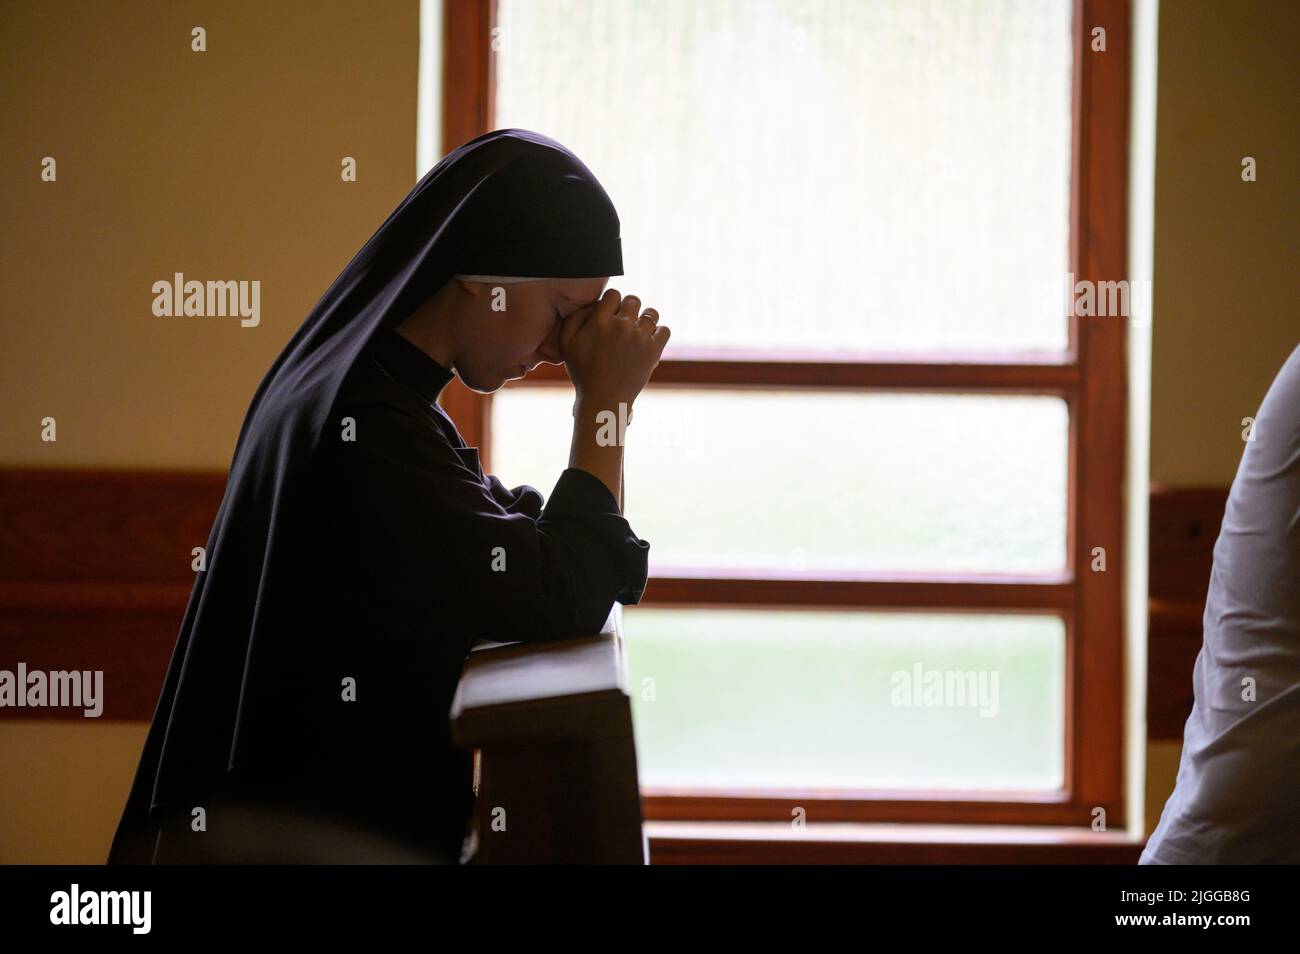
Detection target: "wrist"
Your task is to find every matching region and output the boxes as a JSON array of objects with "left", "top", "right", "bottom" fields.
[{"left": 573, "top": 394, "right": 632, "bottom": 418}]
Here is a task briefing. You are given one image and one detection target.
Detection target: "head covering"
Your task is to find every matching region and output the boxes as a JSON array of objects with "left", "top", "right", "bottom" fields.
[
  {"left": 251, "top": 127, "right": 622, "bottom": 443},
  {"left": 107, "top": 129, "right": 623, "bottom": 861},
  {"left": 452, "top": 274, "right": 544, "bottom": 283}
]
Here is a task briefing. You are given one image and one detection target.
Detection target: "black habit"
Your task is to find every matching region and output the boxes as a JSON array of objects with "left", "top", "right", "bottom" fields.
[{"left": 107, "top": 129, "right": 648, "bottom": 863}]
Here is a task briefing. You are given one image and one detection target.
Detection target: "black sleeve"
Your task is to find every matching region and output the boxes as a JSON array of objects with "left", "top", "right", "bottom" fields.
[
  {"left": 328, "top": 398, "right": 649, "bottom": 644},
  {"left": 483, "top": 473, "right": 545, "bottom": 520}
]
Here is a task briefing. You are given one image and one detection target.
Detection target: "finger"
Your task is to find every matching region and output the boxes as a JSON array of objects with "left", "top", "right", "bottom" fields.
[
  {"left": 595, "top": 287, "right": 622, "bottom": 320},
  {"left": 615, "top": 294, "right": 641, "bottom": 320}
]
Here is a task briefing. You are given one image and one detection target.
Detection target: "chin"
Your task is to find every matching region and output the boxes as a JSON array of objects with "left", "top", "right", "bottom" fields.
[{"left": 460, "top": 370, "right": 510, "bottom": 394}]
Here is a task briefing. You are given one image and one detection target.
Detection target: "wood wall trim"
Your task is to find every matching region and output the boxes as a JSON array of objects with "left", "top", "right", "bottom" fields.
[
  {"left": 437, "top": 0, "right": 498, "bottom": 456},
  {"left": 646, "top": 823, "right": 1145, "bottom": 865},
  {"left": 643, "top": 571, "right": 1074, "bottom": 612},
  {"left": 1063, "top": 0, "right": 1130, "bottom": 829},
  {"left": 0, "top": 580, "right": 193, "bottom": 614},
  {"left": 1146, "top": 486, "right": 1227, "bottom": 740},
  {"left": 512, "top": 354, "right": 1081, "bottom": 394},
  {"left": 1148, "top": 484, "right": 1227, "bottom": 601},
  {"left": 0, "top": 469, "right": 224, "bottom": 584},
  {"left": 645, "top": 794, "right": 1096, "bottom": 828},
  {"left": 0, "top": 469, "right": 219, "bottom": 721}
]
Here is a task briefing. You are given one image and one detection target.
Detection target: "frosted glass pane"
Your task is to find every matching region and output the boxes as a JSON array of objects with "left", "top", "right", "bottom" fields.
[
  {"left": 491, "top": 389, "right": 1068, "bottom": 573},
  {"left": 495, "top": 0, "right": 1074, "bottom": 353},
  {"left": 625, "top": 608, "right": 1065, "bottom": 789}
]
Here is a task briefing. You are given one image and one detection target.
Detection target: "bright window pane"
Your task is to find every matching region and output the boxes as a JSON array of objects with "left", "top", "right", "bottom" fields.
[
  {"left": 495, "top": 0, "right": 1074, "bottom": 353},
  {"left": 491, "top": 389, "right": 1069, "bottom": 573},
  {"left": 625, "top": 608, "right": 1065, "bottom": 790}
]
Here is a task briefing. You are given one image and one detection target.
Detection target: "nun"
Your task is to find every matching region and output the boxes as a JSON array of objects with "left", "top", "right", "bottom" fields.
[{"left": 107, "top": 128, "right": 670, "bottom": 864}]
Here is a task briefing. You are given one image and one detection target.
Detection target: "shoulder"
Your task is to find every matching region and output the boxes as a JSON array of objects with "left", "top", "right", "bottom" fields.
[
  {"left": 338, "top": 350, "right": 421, "bottom": 412},
  {"left": 320, "top": 358, "right": 455, "bottom": 470}
]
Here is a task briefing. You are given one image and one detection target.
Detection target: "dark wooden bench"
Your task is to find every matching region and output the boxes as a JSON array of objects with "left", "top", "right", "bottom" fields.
[{"left": 450, "top": 605, "right": 646, "bottom": 864}]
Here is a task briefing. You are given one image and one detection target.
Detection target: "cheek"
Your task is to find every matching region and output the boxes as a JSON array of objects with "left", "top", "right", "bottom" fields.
[
  {"left": 520, "top": 311, "right": 557, "bottom": 353},
  {"left": 481, "top": 311, "right": 525, "bottom": 353}
]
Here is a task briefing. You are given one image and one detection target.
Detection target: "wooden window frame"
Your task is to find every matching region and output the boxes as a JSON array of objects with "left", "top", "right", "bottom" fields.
[{"left": 441, "top": 0, "right": 1128, "bottom": 828}]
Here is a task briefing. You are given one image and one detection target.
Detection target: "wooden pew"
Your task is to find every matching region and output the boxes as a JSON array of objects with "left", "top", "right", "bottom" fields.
[{"left": 450, "top": 605, "right": 646, "bottom": 864}]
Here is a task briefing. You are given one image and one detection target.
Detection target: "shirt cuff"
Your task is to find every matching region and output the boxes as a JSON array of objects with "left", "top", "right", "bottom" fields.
[
  {"left": 544, "top": 467, "right": 651, "bottom": 605},
  {"left": 546, "top": 466, "right": 620, "bottom": 515}
]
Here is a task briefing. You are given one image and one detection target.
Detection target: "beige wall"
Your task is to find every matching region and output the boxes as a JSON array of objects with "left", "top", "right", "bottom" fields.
[
  {"left": 0, "top": 0, "right": 420, "bottom": 470},
  {"left": 1, "top": 0, "right": 1295, "bottom": 862},
  {"left": 0, "top": 722, "right": 148, "bottom": 863},
  {"left": 1148, "top": 0, "right": 1300, "bottom": 488}
]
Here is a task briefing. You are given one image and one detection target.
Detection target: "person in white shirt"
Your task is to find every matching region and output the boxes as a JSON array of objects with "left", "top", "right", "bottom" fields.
[{"left": 1142, "top": 344, "right": 1300, "bottom": 864}]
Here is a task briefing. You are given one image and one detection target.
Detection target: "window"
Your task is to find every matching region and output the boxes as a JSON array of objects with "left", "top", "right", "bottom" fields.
[{"left": 440, "top": 0, "right": 1127, "bottom": 826}]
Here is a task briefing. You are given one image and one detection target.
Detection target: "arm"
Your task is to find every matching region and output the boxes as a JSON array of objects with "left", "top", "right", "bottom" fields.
[
  {"left": 569, "top": 396, "right": 624, "bottom": 513},
  {"left": 333, "top": 400, "right": 648, "bottom": 643},
  {"left": 559, "top": 288, "right": 666, "bottom": 518}
]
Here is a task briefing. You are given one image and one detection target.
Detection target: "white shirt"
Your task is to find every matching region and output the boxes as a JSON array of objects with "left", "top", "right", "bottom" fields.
[{"left": 1141, "top": 344, "right": 1300, "bottom": 863}]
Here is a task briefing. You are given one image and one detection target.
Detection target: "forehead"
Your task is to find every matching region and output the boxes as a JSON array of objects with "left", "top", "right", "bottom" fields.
[{"left": 553, "top": 276, "right": 608, "bottom": 300}]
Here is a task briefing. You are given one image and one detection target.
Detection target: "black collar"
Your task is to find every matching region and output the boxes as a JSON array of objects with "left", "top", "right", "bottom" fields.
[{"left": 368, "top": 327, "right": 455, "bottom": 404}]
